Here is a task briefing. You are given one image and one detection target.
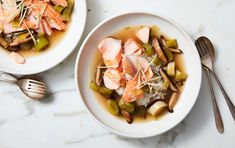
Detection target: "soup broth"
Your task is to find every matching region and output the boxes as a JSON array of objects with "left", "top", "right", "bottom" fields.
[{"left": 91, "top": 25, "right": 187, "bottom": 123}]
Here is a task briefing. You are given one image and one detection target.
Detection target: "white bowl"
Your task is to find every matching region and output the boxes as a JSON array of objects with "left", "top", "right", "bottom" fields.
[
  {"left": 0, "top": 0, "right": 87, "bottom": 75},
  {"left": 75, "top": 12, "right": 202, "bottom": 138}
]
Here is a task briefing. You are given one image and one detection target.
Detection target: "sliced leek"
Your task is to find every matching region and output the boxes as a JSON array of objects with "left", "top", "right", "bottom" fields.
[{"left": 148, "top": 101, "right": 168, "bottom": 116}]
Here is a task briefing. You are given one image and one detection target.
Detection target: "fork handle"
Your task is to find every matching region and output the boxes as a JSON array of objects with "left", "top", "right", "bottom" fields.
[
  {"left": 205, "top": 68, "right": 224, "bottom": 133},
  {"left": 209, "top": 70, "right": 235, "bottom": 121},
  {"left": 0, "top": 73, "right": 17, "bottom": 84}
]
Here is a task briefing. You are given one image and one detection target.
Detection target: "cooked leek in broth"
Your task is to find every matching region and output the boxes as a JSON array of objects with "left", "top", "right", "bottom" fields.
[
  {"left": 90, "top": 25, "right": 187, "bottom": 124},
  {"left": 0, "top": 0, "right": 74, "bottom": 64}
]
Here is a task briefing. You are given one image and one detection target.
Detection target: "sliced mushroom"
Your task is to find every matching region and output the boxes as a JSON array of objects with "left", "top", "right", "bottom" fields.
[
  {"left": 6, "top": 30, "right": 28, "bottom": 37},
  {"left": 4, "top": 31, "right": 31, "bottom": 43},
  {"left": 152, "top": 38, "right": 167, "bottom": 64},
  {"left": 10, "top": 37, "right": 32, "bottom": 46},
  {"left": 121, "top": 110, "right": 133, "bottom": 124},
  {"left": 0, "top": 37, "right": 9, "bottom": 48},
  {"left": 169, "top": 92, "right": 179, "bottom": 111},
  {"left": 176, "top": 81, "right": 183, "bottom": 88},
  {"left": 169, "top": 83, "right": 178, "bottom": 92},
  {"left": 158, "top": 36, "right": 167, "bottom": 48},
  {"left": 168, "top": 48, "right": 183, "bottom": 54},
  {"left": 159, "top": 68, "right": 178, "bottom": 92},
  {"left": 95, "top": 62, "right": 104, "bottom": 86},
  {"left": 134, "top": 106, "right": 147, "bottom": 119},
  {"left": 7, "top": 46, "right": 19, "bottom": 51}
]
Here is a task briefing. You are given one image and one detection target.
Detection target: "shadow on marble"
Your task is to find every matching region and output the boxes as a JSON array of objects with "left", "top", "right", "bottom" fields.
[{"left": 168, "top": 72, "right": 213, "bottom": 143}]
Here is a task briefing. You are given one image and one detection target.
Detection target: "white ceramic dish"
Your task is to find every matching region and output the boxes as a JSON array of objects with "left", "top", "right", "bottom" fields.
[
  {"left": 0, "top": 0, "right": 87, "bottom": 75},
  {"left": 75, "top": 12, "right": 202, "bottom": 138}
]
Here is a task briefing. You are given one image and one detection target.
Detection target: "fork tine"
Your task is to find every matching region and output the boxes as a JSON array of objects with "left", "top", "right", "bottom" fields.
[
  {"left": 200, "top": 38, "right": 209, "bottom": 56},
  {"left": 28, "top": 79, "right": 46, "bottom": 86},
  {"left": 21, "top": 79, "right": 47, "bottom": 94},
  {"left": 201, "top": 38, "right": 210, "bottom": 55},
  {"left": 28, "top": 80, "right": 47, "bottom": 87},
  {"left": 24, "top": 89, "right": 46, "bottom": 95},
  {"left": 198, "top": 38, "right": 207, "bottom": 56},
  {"left": 28, "top": 82, "right": 47, "bottom": 89},
  {"left": 196, "top": 40, "right": 205, "bottom": 57},
  {"left": 28, "top": 85, "right": 47, "bottom": 92},
  {"left": 25, "top": 86, "right": 47, "bottom": 93},
  {"left": 197, "top": 38, "right": 205, "bottom": 56}
]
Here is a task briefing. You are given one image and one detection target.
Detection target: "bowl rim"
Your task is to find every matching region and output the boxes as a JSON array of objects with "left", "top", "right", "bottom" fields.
[
  {"left": 75, "top": 11, "right": 202, "bottom": 138},
  {"left": 0, "top": 0, "right": 87, "bottom": 75}
]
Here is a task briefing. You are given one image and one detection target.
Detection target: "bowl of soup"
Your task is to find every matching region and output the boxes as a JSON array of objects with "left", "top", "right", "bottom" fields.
[
  {"left": 75, "top": 12, "right": 202, "bottom": 138},
  {"left": 0, "top": 0, "right": 87, "bottom": 75}
]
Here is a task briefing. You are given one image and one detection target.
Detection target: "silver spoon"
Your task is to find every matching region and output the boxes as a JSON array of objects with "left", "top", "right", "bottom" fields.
[
  {"left": 200, "top": 36, "right": 235, "bottom": 121},
  {"left": 0, "top": 73, "right": 47, "bottom": 100},
  {"left": 195, "top": 37, "right": 224, "bottom": 133}
]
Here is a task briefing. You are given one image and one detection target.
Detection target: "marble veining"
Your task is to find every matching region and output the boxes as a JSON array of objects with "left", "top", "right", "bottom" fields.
[
  {"left": 53, "top": 110, "right": 87, "bottom": 117},
  {"left": 64, "top": 132, "right": 112, "bottom": 144}
]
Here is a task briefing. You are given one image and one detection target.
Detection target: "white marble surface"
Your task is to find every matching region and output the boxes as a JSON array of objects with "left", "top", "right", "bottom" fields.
[{"left": 0, "top": 0, "right": 235, "bottom": 147}]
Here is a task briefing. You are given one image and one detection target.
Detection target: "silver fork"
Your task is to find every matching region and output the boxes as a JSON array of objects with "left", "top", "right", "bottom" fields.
[
  {"left": 0, "top": 73, "right": 47, "bottom": 100},
  {"left": 195, "top": 38, "right": 224, "bottom": 134}
]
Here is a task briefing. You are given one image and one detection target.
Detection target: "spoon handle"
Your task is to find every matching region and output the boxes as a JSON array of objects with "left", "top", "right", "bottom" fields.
[
  {"left": 205, "top": 68, "right": 224, "bottom": 133},
  {"left": 210, "top": 70, "right": 235, "bottom": 121}
]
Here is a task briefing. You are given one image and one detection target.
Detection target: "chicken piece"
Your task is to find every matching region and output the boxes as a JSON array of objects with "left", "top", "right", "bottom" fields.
[
  {"left": 44, "top": 4, "right": 66, "bottom": 30},
  {"left": 136, "top": 56, "right": 153, "bottom": 78},
  {"left": 35, "top": 22, "right": 45, "bottom": 35},
  {"left": 122, "top": 55, "right": 153, "bottom": 79},
  {"left": 1, "top": 0, "right": 19, "bottom": 23},
  {"left": 2, "top": 0, "right": 66, "bottom": 33},
  {"left": 133, "top": 48, "right": 142, "bottom": 55},
  {"left": 10, "top": 37, "right": 32, "bottom": 46},
  {"left": 51, "top": 0, "right": 68, "bottom": 7},
  {"left": 122, "top": 80, "right": 144, "bottom": 102},
  {"left": 124, "top": 39, "right": 140, "bottom": 55},
  {"left": 3, "top": 20, "right": 36, "bottom": 34},
  {"left": 25, "top": 0, "right": 66, "bottom": 31},
  {"left": 103, "top": 69, "right": 124, "bottom": 90},
  {"left": 3, "top": 23, "right": 24, "bottom": 34},
  {"left": 98, "top": 37, "right": 123, "bottom": 67},
  {"left": 137, "top": 56, "right": 150, "bottom": 72},
  {"left": 27, "top": 11, "right": 39, "bottom": 26},
  {"left": 1, "top": 0, "right": 21, "bottom": 33},
  {"left": 9, "top": 52, "right": 25, "bottom": 64},
  {"left": 152, "top": 38, "right": 167, "bottom": 63},
  {"left": 135, "top": 26, "right": 150, "bottom": 44},
  {"left": 122, "top": 55, "right": 138, "bottom": 77},
  {"left": 41, "top": 18, "right": 52, "bottom": 36}
]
